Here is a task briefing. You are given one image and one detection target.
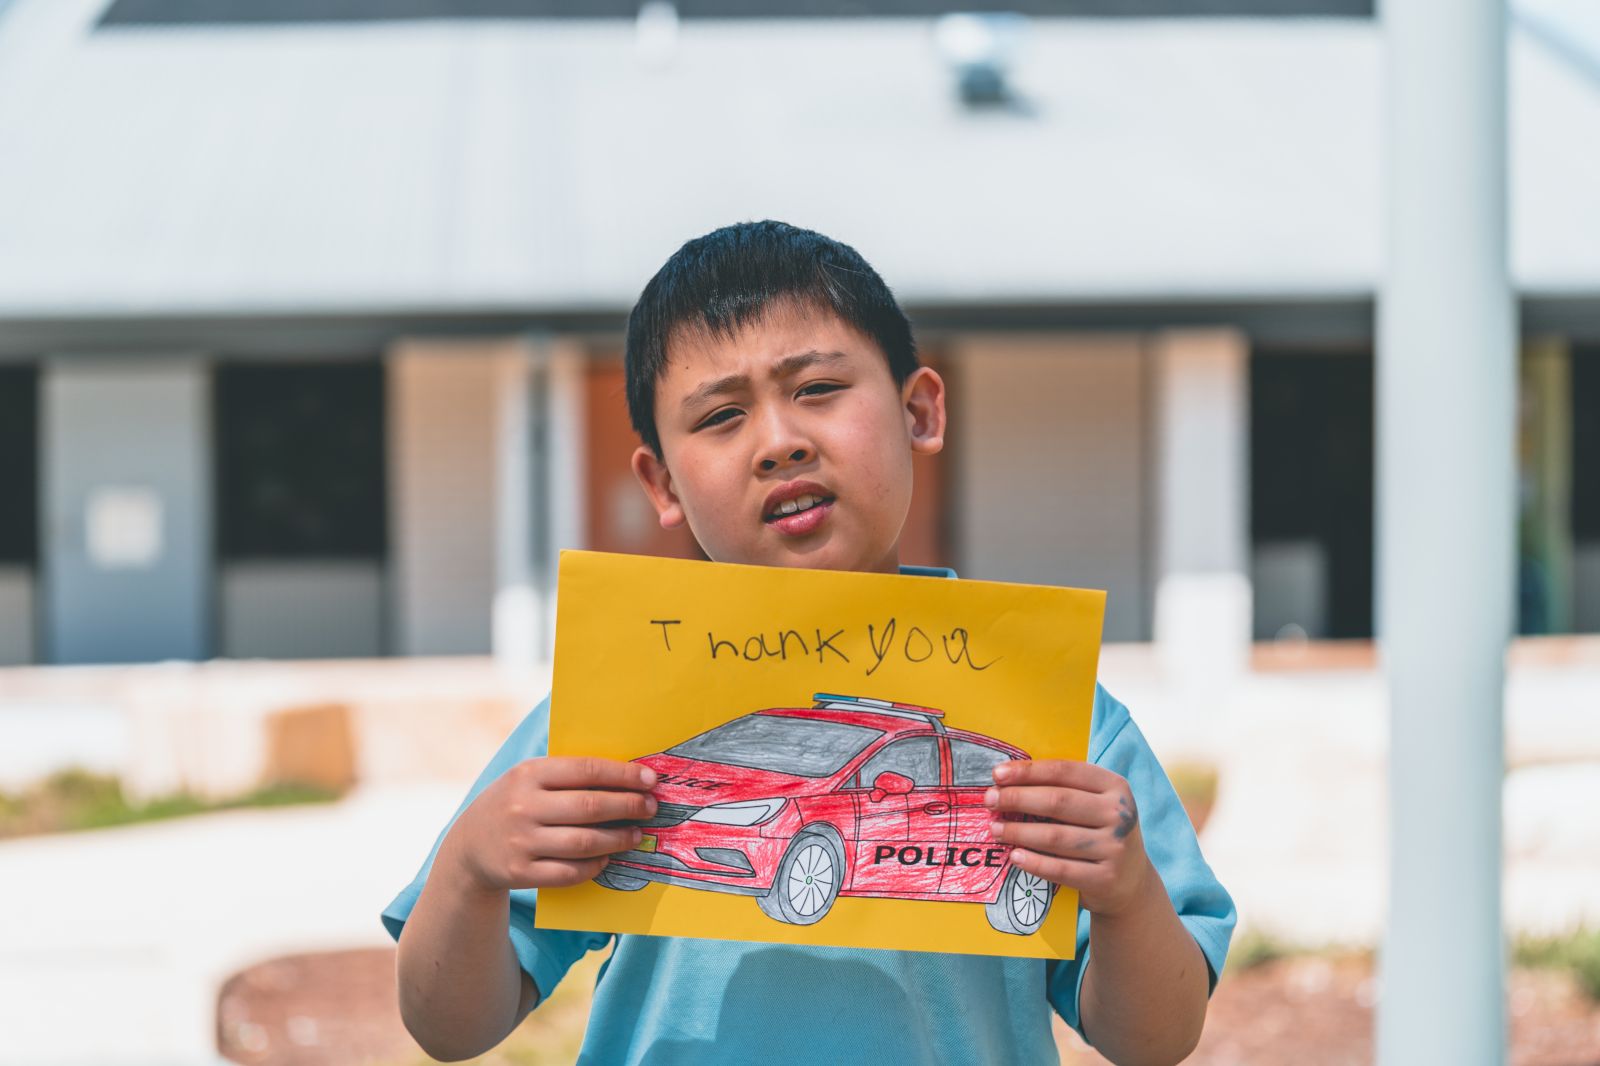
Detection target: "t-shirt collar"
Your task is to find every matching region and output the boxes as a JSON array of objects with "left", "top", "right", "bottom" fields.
[{"left": 898, "top": 564, "right": 958, "bottom": 580}]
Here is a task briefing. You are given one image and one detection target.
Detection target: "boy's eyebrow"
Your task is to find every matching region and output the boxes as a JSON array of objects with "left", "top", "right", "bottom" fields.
[
  {"left": 681, "top": 373, "right": 750, "bottom": 413},
  {"left": 770, "top": 349, "right": 850, "bottom": 378},
  {"left": 680, "top": 350, "right": 851, "bottom": 413}
]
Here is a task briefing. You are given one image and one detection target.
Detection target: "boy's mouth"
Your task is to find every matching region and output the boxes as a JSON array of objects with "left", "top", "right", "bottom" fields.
[{"left": 762, "top": 482, "right": 836, "bottom": 536}]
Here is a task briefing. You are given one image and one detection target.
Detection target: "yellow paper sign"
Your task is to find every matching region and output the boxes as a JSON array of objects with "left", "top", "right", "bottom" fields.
[{"left": 538, "top": 550, "right": 1105, "bottom": 960}]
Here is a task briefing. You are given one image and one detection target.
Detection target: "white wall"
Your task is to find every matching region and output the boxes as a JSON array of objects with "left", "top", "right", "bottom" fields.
[
  {"left": 1151, "top": 329, "right": 1251, "bottom": 680},
  {"left": 953, "top": 335, "right": 1150, "bottom": 642},
  {"left": 1152, "top": 330, "right": 1249, "bottom": 578},
  {"left": 388, "top": 337, "right": 585, "bottom": 663},
  {"left": 0, "top": 702, "right": 129, "bottom": 792},
  {"left": 388, "top": 341, "right": 507, "bottom": 656}
]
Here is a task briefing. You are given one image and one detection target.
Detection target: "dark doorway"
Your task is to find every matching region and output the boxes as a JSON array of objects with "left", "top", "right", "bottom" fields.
[
  {"left": 213, "top": 360, "right": 388, "bottom": 658},
  {"left": 0, "top": 364, "right": 38, "bottom": 664},
  {"left": 1250, "top": 349, "right": 1375, "bottom": 640},
  {"left": 0, "top": 365, "right": 37, "bottom": 568},
  {"left": 1573, "top": 345, "right": 1600, "bottom": 633}
]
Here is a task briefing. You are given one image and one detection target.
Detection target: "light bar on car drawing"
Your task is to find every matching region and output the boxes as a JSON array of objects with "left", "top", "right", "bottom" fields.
[
  {"left": 806, "top": 688, "right": 940, "bottom": 729},
  {"left": 812, "top": 692, "right": 945, "bottom": 718}
]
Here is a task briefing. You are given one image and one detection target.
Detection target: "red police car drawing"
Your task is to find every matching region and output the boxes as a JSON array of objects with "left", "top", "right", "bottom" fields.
[{"left": 593, "top": 693, "right": 1058, "bottom": 935}]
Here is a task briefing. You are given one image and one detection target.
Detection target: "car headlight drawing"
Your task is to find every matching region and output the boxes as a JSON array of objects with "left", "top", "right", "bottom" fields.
[{"left": 687, "top": 798, "right": 788, "bottom": 826}]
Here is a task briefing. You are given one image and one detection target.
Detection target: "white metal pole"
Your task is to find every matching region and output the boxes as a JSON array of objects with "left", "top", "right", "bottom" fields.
[{"left": 1377, "top": 1, "right": 1514, "bottom": 1063}]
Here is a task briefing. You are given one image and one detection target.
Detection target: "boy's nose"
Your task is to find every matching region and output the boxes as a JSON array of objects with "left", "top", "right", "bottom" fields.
[
  {"left": 753, "top": 408, "right": 814, "bottom": 473},
  {"left": 760, "top": 448, "right": 809, "bottom": 472}
]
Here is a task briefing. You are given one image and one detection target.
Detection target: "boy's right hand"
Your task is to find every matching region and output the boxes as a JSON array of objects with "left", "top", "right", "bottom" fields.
[{"left": 440, "top": 757, "right": 658, "bottom": 894}]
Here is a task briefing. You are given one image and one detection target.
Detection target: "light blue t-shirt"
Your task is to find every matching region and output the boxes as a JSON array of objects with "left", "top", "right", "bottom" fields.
[{"left": 383, "top": 578, "right": 1235, "bottom": 1065}]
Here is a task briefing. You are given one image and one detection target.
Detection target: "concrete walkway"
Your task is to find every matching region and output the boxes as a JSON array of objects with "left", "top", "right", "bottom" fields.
[
  {"left": 1188, "top": 668, "right": 1600, "bottom": 946},
  {"left": 0, "top": 785, "right": 461, "bottom": 1066}
]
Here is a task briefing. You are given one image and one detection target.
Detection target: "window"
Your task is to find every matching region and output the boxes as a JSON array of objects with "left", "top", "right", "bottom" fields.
[
  {"left": 857, "top": 736, "right": 941, "bottom": 789},
  {"left": 950, "top": 738, "right": 1011, "bottom": 787},
  {"left": 215, "top": 362, "right": 386, "bottom": 560}
]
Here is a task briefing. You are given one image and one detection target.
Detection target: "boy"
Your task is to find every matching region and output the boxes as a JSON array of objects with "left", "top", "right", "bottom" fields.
[{"left": 384, "top": 221, "right": 1234, "bottom": 1065}]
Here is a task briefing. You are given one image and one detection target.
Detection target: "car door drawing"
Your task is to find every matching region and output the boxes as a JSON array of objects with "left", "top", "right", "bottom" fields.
[
  {"left": 847, "top": 734, "right": 950, "bottom": 895},
  {"left": 941, "top": 737, "right": 1016, "bottom": 895}
]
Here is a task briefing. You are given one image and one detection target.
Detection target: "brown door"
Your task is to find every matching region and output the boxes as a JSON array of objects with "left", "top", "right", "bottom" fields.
[{"left": 585, "top": 358, "right": 704, "bottom": 559}]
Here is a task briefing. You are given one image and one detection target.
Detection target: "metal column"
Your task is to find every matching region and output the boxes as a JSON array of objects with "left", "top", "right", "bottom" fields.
[{"left": 1377, "top": 1, "right": 1514, "bottom": 1063}]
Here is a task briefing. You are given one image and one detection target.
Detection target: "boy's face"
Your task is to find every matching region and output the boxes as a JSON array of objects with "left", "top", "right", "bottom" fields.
[{"left": 631, "top": 302, "right": 945, "bottom": 574}]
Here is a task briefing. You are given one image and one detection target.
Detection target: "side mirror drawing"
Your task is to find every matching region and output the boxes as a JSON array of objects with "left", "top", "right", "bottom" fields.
[{"left": 869, "top": 771, "right": 915, "bottom": 803}]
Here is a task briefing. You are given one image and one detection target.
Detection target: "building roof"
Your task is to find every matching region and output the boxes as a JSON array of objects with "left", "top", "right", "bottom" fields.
[
  {"left": 96, "top": 0, "right": 1375, "bottom": 24},
  {"left": 0, "top": 0, "right": 1597, "bottom": 321}
]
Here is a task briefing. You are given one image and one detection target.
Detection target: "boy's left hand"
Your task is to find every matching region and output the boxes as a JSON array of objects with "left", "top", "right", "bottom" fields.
[{"left": 985, "top": 760, "right": 1153, "bottom": 917}]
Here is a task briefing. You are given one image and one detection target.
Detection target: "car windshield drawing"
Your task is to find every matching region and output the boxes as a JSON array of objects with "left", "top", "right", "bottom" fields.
[
  {"left": 664, "top": 714, "right": 883, "bottom": 777},
  {"left": 594, "top": 693, "right": 1058, "bottom": 936}
]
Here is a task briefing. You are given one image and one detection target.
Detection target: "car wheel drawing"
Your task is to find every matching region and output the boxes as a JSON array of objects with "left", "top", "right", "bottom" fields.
[
  {"left": 594, "top": 867, "right": 648, "bottom": 891},
  {"left": 985, "top": 864, "right": 1055, "bottom": 935},
  {"left": 757, "top": 830, "right": 844, "bottom": 925}
]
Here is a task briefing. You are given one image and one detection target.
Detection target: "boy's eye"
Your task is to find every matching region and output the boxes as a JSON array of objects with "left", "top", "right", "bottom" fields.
[
  {"left": 694, "top": 406, "right": 743, "bottom": 431},
  {"left": 797, "top": 382, "right": 845, "bottom": 399}
]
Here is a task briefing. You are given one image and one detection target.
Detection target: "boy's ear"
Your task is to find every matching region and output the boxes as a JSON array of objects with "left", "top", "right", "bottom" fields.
[
  {"left": 902, "top": 366, "right": 947, "bottom": 456},
  {"left": 631, "top": 445, "right": 688, "bottom": 529}
]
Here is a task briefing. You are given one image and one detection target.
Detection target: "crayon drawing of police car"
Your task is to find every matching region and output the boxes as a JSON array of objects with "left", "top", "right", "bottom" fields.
[{"left": 594, "top": 693, "right": 1058, "bottom": 935}]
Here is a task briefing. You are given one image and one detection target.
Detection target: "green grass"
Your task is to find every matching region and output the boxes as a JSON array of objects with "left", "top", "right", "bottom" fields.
[
  {"left": 1222, "top": 931, "right": 1376, "bottom": 976},
  {"left": 1515, "top": 928, "right": 1600, "bottom": 1001},
  {"left": 1223, "top": 929, "right": 1600, "bottom": 1002},
  {"left": 0, "top": 768, "right": 342, "bottom": 840},
  {"left": 1166, "top": 761, "right": 1220, "bottom": 833},
  {"left": 1225, "top": 929, "right": 1296, "bottom": 973},
  {"left": 1167, "top": 762, "right": 1219, "bottom": 811}
]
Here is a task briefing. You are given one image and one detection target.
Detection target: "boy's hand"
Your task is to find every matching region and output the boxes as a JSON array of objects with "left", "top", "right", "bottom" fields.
[
  {"left": 440, "top": 757, "right": 658, "bottom": 894},
  {"left": 985, "top": 760, "right": 1153, "bottom": 917}
]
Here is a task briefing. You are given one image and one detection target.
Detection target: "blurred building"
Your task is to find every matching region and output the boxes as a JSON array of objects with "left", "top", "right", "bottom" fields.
[{"left": 1, "top": 0, "right": 1598, "bottom": 668}]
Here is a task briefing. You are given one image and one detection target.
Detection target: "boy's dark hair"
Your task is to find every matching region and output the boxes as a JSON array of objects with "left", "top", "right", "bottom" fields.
[{"left": 624, "top": 220, "right": 919, "bottom": 457}]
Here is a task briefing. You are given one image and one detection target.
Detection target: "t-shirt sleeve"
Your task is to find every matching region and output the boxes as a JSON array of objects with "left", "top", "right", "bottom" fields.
[
  {"left": 1045, "top": 684, "right": 1236, "bottom": 1038},
  {"left": 380, "top": 695, "right": 614, "bottom": 1003}
]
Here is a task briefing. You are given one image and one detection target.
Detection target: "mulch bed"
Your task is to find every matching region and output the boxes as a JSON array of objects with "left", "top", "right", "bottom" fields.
[
  {"left": 1060, "top": 953, "right": 1600, "bottom": 1066},
  {"left": 219, "top": 947, "right": 1600, "bottom": 1066},
  {"left": 217, "top": 949, "right": 417, "bottom": 1066}
]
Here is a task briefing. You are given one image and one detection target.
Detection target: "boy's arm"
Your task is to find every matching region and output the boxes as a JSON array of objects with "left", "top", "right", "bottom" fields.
[
  {"left": 394, "top": 756, "right": 657, "bottom": 1062},
  {"left": 988, "top": 760, "right": 1209, "bottom": 1066},
  {"left": 396, "top": 855, "right": 539, "bottom": 1061},
  {"left": 1076, "top": 840, "right": 1209, "bottom": 1064}
]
